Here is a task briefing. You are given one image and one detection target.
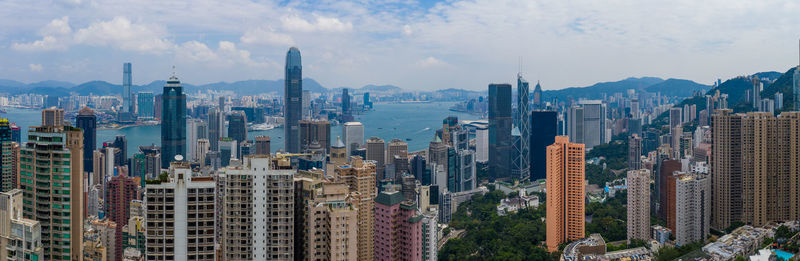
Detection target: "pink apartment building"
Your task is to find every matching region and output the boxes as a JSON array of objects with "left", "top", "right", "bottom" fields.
[{"left": 374, "top": 190, "right": 423, "bottom": 261}]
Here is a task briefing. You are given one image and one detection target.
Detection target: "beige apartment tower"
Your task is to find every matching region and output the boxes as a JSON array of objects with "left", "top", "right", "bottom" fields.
[
  {"left": 294, "top": 171, "right": 358, "bottom": 261},
  {"left": 545, "top": 136, "right": 585, "bottom": 252},
  {"left": 626, "top": 169, "right": 650, "bottom": 242},
  {"left": 335, "top": 157, "right": 376, "bottom": 261},
  {"left": 366, "top": 137, "right": 386, "bottom": 180},
  {"left": 711, "top": 110, "right": 800, "bottom": 230}
]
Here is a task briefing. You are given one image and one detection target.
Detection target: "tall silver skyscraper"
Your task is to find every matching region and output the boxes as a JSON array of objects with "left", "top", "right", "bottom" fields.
[
  {"left": 123, "top": 62, "right": 133, "bottom": 113},
  {"left": 516, "top": 74, "right": 530, "bottom": 180},
  {"left": 284, "top": 47, "right": 302, "bottom": 153}
]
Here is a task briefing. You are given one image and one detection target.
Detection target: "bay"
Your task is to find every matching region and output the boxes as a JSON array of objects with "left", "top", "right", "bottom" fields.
[{"left": 4, "top": 102, "right": 481, "bottom": 158}]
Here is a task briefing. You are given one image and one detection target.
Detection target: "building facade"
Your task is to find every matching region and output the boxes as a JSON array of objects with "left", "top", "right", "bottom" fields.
[
  {"left": 161, "top": 75, "right": 187, "bottom": 166},
  {"left": 488, "top": 83, "right": 512, "bottom": 180},
  {"left": 627, "top": 169, "right": 650, "bottom": 242},
  {"left": 545, "top": 136, "right": 585, "bottom": 252},
  {"left": 284, "top": 47, "right": 303, "bottom": 153}
]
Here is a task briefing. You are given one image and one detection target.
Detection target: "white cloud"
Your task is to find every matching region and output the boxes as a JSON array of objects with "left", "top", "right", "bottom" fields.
[
  {"left": 28, "top": 64, "right": 43, "bottom": 72},
  {"left": 73, "top": 17, "right": 173, "bottom": 53},
  {"left": 12, "top": 16, "right": 72, "bottom": 51},
  {"left": 402, "top": 25, "right": 413, "bottom": 36},
  {"left": 240, "top": 28, "right": 295, "bottom": 46},
  {"left": 176, "top": 40, "right": 269, "bottom": 68},
  {"left": 416, "top": 57, "right": 447, "bottom": 68},
  {"left": 281, "top": 15, "right": 353, "bottom": 32}
]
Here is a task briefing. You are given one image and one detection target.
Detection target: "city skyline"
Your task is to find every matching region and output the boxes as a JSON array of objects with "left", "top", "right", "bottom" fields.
[{"left": 1, "top": 1, "right": 799, "bottom": 91}]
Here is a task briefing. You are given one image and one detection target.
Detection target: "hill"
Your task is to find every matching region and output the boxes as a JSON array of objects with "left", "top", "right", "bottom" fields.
[
  {"left": 761, "top": 67, "right": 797, "bottom": 111},
  {"left": 645, "top": 78, "right": 710, "bottom": 97}
]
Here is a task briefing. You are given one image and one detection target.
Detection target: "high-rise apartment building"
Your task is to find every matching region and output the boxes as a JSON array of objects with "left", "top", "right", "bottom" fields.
[
  {"left": 186, "top": 118, "right": 207, "bottom": 162},
  {"left": 21, "top": 122, "right": 84, "bottom": 260},
  {"left": 0, "top": 189, "right": 43, "bottom": 260},
  {"left": 794, "top": 41, "right": 800, "bottom": 111},
  {"left": 628, "top": 134, "right": 642, "bottom": 170},
  {"left": 387, "top": 138, "right": 408, "bottom": 173},
  {"left": 254, "top": 136, "right": 271, "bottom": 156},
  {"left": 545, "top": 136, "right": 585, "bottom": 252},
  {"left": 711, "top": 110, "right": 800, "bottom": 230},
  {"left": 366, "top": 137, "right": 386, "bottom": 181},
  {"left": 105, "top": 174, "right": 138, "bottom": 261},
  {"left": 41, "top": 108, "right": 63, "bottom": 127},
  {"left": 342, "top": 122, "right": 364, "bottom": 157},
  {"left": 669, "top": 107, "right": 683, "bottom": 130},
  {"left": 530, "top": 111, "right": 557, "bottom": 181},
  {"left": 137, "top": 92, "right": 155, "bottom": 119},
  {"left": 516, "top": 75, "right": 531, "bottom": 180},
  {"left": 752, "top": 76, "right": 762, "bottom": 110},
  {"left": 294, "top": 172, "right": 357, "bottom": 261},
  {"left": 299, "top": 120, "right": 331, "bottom": 154},
  {"left": 627, "top": 169, "right": 650, "bottom": 242},
  {"left": 76, "top": 107, "right": 97, "bottom": 174},
  {"left": 488, "top": 83, "right": 512, "bottom": 180},
  {"left": 374, "top": 190, "right": 422, "bottom": 261},
  {"left": 284, "top": 47, "right": 303, "bottom": 153},
  {"left": 0, "top": 120, "right": 14, "bottom": 192},
  {"left": 144, "top": 162, "right": 215, "bottom": 261},
  {"left": 218, "top": 156, "right": 295, "bottom": 260},
  {"left": 161, "top": 75, "right": 187, "bottom": 166},
  {"left": 335, "top": 157, "right": 376, "bottom": 261},
  {"left": 675, "top": 173, "right": 710, "bottom": 246}
]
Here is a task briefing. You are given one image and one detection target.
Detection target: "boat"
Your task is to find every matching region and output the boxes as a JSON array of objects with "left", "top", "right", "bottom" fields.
[{"left": 249, "top": 123, "right": 277, "bottom": 131}]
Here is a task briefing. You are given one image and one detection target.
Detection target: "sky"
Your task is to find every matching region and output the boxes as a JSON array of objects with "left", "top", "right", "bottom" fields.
[{"left": 0, "top": 0, "right": 799, "bottom": 91}]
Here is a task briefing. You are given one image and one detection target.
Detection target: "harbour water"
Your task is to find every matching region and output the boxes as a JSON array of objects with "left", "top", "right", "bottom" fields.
[{"left": 5, "top": 102, "right": 481, "bottom": 157}]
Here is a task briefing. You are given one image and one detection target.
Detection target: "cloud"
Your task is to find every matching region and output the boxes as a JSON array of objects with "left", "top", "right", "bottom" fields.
[
  {"left": 281, "top": 15, "right": 353, "bottom": 32},
  {"left": 28, "top": 64, "right": 43, "bottom": 72},
  {"left": 73, "top": 17, "right": 173, "bottom": 53},
  {"left": 13, "top": 16, "right": 172, "bottom": 53},
  {"left": 12, "top": 16, "right": 71, "bottom": 51},
  {"left": 176, "top": 40, "right": 269, "bottom": 68},
  {"left": 402, "top": 25, "right": 413, "bottom": 35},
  {"left": 240, "top": 28, "right": 295, "bottom": 46},
  {"left": 417, "top": 57, "right": 447, "bottom": 68}
]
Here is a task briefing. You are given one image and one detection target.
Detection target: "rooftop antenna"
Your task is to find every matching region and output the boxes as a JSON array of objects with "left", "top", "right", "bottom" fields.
[
  {"left": 171, "top": 65, "right": 176, "bottom": 78},
  {"left": 518, "top": 56, "right": 522, "bottom": 78}
]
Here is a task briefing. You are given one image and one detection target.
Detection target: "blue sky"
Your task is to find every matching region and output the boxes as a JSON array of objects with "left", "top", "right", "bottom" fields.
[{"left": 1, "top": 0, "right": 799, "bottom": 91}]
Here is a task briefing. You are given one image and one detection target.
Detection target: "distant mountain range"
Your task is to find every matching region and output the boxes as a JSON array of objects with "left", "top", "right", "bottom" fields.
[
  {"left": 0, "top": 76, "right": 713, "bottom": 100},
  {"left": 541, "top": 77, "right": 711, "bottom": 101}
]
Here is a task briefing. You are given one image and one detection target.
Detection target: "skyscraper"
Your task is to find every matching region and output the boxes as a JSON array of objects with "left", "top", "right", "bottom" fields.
[
  {"left": 752, "top": 76, "right": 761, "bottom": 110},
  {"left": 335, "top": 157, "right": 377, "bottom": 261},
  {"left": 137, "top": 92, "right": 154, "bottom": 119},
  {"left": 41, "top": 108, "right": 63, "bottom": 127},
  {"left": 374, "top": 190, "right": 423, "bottom": 261},
  {"left": 161, "top": 74, "right": 186, "bottom": 166},
  {"left": 342, "top": 88, "right": 352, "bottom": 122},
  {"left": 207, "top": 107, "right": 222, "bottom": 151},
  {"left": 123, "top": 62, "right": 133, "bottom": 113},
  {"left": 284, "top": 47, "right": 303, "bottom": 153},
  {"left": 76, "top": 107, "right": 97, "bottom": 175},
  {"left": 488, "top": 83, "right": 512, "bottom": 180},
  {"left": 255, "top": 136, "right": 271, "bottom": 156},
  {"left": 105, "top": 174, "right": 138, "bottom": 261},
  {"left": 299, "top": 120, "right": 331, "bottom": 154},
  {"left": 545, "top": 136, "right": 585, "bottom": 252},
  {"left": 675, "top": 173, "right": 711, "bottom": 246},
  {"left": 219, "top": 156, "right": 295, "bottom": 260},
  {"left": 0, "top": 119, "right": 14, "bottom": 192},
  {"left": 568, "top": 100, "right": 606, "bottom": 149},
  {"left": 533, "top": 81, "right": 542, "bottom": 108},
  {"left": 530, "top": 111, "right": 557, "bottom": 181},
  {"left": 367, "top": 137, "right": 386, "bottom": 181},
  {"left": 294, "top": 172, "right": 357, "bottom": 261},
  {"left": 228, "top": 110, "right": 248, "bottom": 145},
  {"left": 627, "top": 169, "right": 650, "bottom": 242},
  {"left": 516, "top": 75, "right": 530, "bottom": 180},
  {"left": 21, "top": 120, "right": 84, "bottom": 260},
  {"left": 711, "top": 110, "right": 743, "bottom": 231},
  {"left": 628, "top": 134, "right": 642, "bottom": 170},
  {"left": 475, "top": 125, "right": 488, "bottom": 163},
  {"left": 343, "top": 122, "right": 364, "bottom": 157},
  {"left": 144, "top": 162, "right": 215, "bottom": 261}
]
